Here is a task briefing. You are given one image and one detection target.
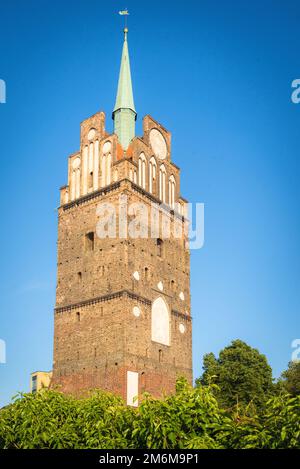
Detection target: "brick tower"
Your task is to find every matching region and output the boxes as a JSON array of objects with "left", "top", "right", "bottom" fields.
[{"left": 52, "top": 28, "right": 192, "bottom": 404}]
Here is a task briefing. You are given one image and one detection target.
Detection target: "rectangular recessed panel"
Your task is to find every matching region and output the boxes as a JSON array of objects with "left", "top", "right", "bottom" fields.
[{"left": 127, "top": 371, "right": 139, "bottom": 407}]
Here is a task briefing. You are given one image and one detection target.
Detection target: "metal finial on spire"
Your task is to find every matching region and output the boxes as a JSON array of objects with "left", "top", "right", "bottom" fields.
[{"left": 119, "top": 9, "right": 129, "bottom": 32}]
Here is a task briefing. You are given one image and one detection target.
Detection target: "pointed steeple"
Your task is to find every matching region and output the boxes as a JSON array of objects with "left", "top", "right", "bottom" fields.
[
  {"left": 113, "top": 28, "right": 136, "bottom": 114},
  {"left": 113, "top": 28, "right": 137, "bottom": 150}
]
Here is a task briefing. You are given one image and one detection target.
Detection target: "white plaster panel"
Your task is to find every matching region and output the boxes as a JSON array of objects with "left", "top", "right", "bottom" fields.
[
  {"left": 127, "top": 371, "right": 139, "bottom": 407},
  {"left": 151, "top": 297, "right": 170, "bottom": 346},
  {"left": 133, "top": 306, "right": 141, "bottom": 318},
  {"left": 133, "top": 271, "right": 140, "bottom": 281}
]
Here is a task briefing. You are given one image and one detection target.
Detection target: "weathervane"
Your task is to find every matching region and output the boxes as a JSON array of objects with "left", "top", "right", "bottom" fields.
[{"left": 119, "top": 8, "right": 129, "bottom": 33}]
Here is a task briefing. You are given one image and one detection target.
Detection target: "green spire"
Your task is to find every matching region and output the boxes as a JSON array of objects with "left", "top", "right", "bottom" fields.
[{"left": 113, "top": 28, "right": 137, "bottom": 150}]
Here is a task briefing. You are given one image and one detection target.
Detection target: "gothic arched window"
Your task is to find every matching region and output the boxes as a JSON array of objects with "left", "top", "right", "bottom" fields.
[
  {"left": 159, "top": 164, "right": 166, "bottom": 203},
  {"left": 169, "top": 175, "right": 176, "bottom": 209},
  {"left": 138, "top": 153, "right": 147, "bottom": 189},
  {"left": 101, "top": 141, "right": 112, "bottom": 187},
  {"left": 151, "top": 297, "right": 170, "bottom": 346},
  {"left": 149, "top": 157, "right": 157, "bottom": 194},
  {"left": 71, "top": 157, "right": 81, "bottom": 201}
]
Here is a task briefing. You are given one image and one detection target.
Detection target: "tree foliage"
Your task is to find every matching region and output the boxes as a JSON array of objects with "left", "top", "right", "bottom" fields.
[
  {"left": 1, "top": 341, "right": 299, "bottom": 449},
  {"left": 0, "top": 378, "right": 299, "bottom": 449},
  {"left": 279, "top": 361, "right": 300, "bottom": 397},
  {"left": 196, "top": 340, "right": 274, "bottom": 410}
]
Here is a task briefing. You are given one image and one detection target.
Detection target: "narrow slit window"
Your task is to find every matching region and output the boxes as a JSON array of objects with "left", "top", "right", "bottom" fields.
[
  {"left": 86, "top": 232, "right": 95, "bottom": 251},
  {"left": 89, "top": 171, "right": 93, "bottom": 189},
  {"left": 157, "top": 238, "right": 163, "bottom": 257}
]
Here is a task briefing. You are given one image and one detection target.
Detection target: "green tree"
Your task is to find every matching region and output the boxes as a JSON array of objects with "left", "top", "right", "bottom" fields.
[
  {"left": 279, "top": 361, "right": 300, "bottom": 396},
  {"left": 0, "top": 379, "right": 299, "bottom": 449},
  {"left": 0, "top": 389, "right": 134, "bottom": 449},
  {"left": 130, "top": 378, "right": 233, "bottom": 449},
  {"left": 196, "top": 340, "right": 274, "bottom": 410}
]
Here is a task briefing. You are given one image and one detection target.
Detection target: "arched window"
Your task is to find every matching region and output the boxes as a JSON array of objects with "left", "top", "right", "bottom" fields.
[
  {"left": 71, "top": 170, "right": 76, "bottom": 200},
  {"left": 101, "top": 141, "right": 112, "bottom": 187},
  {"left": 159, "top": 164, "right": 166, "bottom": 203},
  {"left": 156, "top": 238, "right": 163, "bottom": 257},
  {"left": 169, "top": 175, "right": 176, "bottom": 209},
  {"left": 89, "top": 142, "right": 94, "bottom": 173},
  {"left": 129, "top": 168, "right": 137, "bottom": 183},
  {"left": 86, "top": 142, "right": 94, "bottom": 193},
  {"left": 75, "top": 168, "right": 80, "bottom": 199},
  {"left": 101, "top": 156, "right": 106, "bottom": 186},
  {"left": 93, "top": 140, "right": 99, "bottom": 191},
  {"left": 106, "top": 153, "right": 111, "bottom": 185},
  {"left": 138, "top": 153, "right": 146, "bottom": 189},
  {"left": 149, "top": 157, "right": 157, "bottom": 194},
  {"left": 88, "top": 171, "right": 93, "bottom": 190},
  {"left": 82, "top": 145, "right": 88, "bottom": 195},
  {"left": 151, "top": 297, "right": 170, "bottom": 346},
  {"left": 71, "top": 157, "right": 81, "bottom": 201}
]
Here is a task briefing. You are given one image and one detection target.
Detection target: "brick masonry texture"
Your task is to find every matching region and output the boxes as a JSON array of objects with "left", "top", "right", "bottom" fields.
[{"left": 52, "top": 112, "right": 193, "bottom": 400}]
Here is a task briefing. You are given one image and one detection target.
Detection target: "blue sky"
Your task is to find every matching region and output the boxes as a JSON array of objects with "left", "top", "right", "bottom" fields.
[{"left": 0, "top": 0, "right": 299, "bottom": 407}]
